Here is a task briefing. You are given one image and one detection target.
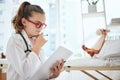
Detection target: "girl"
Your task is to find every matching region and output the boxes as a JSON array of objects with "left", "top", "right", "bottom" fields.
[{"left": 6, "top": 1, "right": 64, "bottom": 80}]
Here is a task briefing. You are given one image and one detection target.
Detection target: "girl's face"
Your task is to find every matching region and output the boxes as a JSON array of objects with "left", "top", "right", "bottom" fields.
[{"left": 22, "top": 12, "right": 46, "bottom": 38}]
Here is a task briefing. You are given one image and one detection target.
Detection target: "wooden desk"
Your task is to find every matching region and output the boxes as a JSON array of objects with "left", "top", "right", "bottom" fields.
[
  {"left": 0, "top": 70, "right": 6, "bottom": 80},
  {"left": 0, "top": 59, "right": 7, "bottom": 80}
]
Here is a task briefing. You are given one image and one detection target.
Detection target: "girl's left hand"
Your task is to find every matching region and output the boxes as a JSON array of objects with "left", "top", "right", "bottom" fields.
[
  {"left": 49, "top": 59, "right": 64, "bottom": 79},
  {"left": 32, "top": 33, "right": 47, "bottom": 55}
]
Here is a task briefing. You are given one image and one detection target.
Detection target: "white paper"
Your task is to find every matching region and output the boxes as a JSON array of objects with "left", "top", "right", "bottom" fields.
[{"left": 31, "top": 46, "right": 73, "bottom": 80}]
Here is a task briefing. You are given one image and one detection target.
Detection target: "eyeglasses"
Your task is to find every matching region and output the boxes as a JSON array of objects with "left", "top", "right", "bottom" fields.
[{"left": 27, "top": 19, "right": 47, "bottom": 29}]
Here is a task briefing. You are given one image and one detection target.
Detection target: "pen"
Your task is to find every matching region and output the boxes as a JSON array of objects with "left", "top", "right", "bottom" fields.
[
  {"left": 43, "top": 34, "right": 48, "bottom": 36},
  {"left": 29, "top": 34, "right": 48, "bottom": 38}
]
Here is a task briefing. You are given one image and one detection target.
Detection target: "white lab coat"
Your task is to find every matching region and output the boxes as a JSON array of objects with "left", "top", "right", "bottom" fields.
[{"left": 6, "top": 30, "right": 48, "bottom": 80}]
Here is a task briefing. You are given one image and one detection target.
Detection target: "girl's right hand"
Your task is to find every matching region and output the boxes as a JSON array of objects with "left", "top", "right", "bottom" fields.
[
  {"left": 32, "top": 33, "right": 47, "bottom": 55},
  {"left": 49, "top": 59, "right": 64, "bottom": 79}
]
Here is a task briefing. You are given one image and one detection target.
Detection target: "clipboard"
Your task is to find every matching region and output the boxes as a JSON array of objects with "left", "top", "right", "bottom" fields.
[{"left": 31, "top": 46, "right": 73, "bottom": 80}]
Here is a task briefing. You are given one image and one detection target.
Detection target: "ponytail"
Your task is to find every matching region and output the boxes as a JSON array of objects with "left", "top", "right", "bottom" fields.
[{"left": 12, "top": 1, "right": 29, "bottom": 33}]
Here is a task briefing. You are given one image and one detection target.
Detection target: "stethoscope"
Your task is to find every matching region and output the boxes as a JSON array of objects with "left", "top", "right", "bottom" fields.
[
  {"left": 19, "top": 33, "right": 43, "bottom": 63},
  {"left": 19, "top": 33, "right": 31, "bottom": 56}
]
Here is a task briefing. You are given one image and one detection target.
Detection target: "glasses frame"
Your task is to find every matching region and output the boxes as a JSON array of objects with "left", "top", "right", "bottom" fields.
[{"left": 27, "top": 19, "right": 47, "bottom": 29}]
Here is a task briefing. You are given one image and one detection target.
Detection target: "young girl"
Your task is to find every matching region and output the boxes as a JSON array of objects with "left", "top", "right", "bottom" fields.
[{"left": 6, "top": 1, "right": 64, "bottom": 80}]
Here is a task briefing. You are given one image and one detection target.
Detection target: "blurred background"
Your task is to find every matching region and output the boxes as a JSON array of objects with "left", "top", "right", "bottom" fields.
[{"left": 0, "top": 0, "right": 120, "bottom": 59}]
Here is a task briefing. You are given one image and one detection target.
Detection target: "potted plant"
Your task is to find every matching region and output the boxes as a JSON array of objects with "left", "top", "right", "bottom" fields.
[{"left": 87, "top": 0, "right": 99, "bottom": 13}]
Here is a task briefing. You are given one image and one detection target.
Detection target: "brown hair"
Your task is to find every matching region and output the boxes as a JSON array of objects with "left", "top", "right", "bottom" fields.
[{"left": 12, "top": 1, "right": 45, "bottom": 33}]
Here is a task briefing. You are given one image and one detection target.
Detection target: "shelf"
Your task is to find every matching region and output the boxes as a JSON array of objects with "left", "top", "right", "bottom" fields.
[
  {"left": 107, "top": 24, "right": 120, "bottom": 28},
  {"left": 82, "top": 12, "right": 104, "bottom": 17}
]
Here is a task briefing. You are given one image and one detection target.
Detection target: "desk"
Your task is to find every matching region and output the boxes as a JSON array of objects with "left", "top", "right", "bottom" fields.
[{"left": 0, "top": 59, "right": 7, "bottom": 80}]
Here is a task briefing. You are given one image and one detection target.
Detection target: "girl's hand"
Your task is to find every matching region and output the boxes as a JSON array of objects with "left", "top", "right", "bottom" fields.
[
  {"left": 49, "top": 59, "right": 64, "bottom": 79},
  {"left": 32, "top": 33, "right": 47, "bottom": 55}
]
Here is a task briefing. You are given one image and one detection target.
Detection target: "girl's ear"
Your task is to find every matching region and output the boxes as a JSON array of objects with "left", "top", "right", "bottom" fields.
[{"left": 21, "top": 18, "right": 27, "bottom": 26}]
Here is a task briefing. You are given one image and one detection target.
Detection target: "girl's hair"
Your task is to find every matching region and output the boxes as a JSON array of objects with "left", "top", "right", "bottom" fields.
[{"left": 12, "top": 1, "right": 45, "bottom": 33}]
